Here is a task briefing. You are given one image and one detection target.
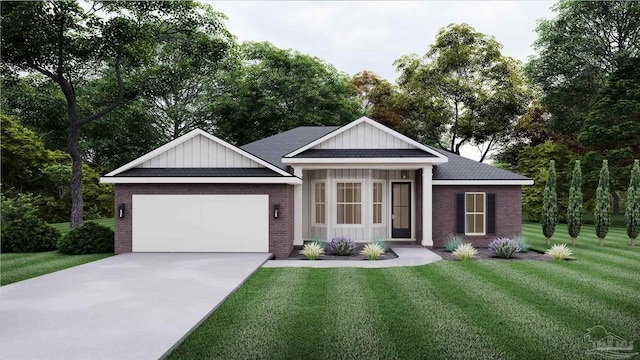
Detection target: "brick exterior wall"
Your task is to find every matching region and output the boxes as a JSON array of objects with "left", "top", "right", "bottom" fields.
[
  {"left": 114, "top": 183, "right": 294, "bottom": 258},
  {"left": 432, "top": 185, "right": 522, "bottom": 248}
]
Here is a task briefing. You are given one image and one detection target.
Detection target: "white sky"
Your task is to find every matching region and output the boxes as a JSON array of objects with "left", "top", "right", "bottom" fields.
[
  {"left": 210, "top": 1, "right": 556, "bottom": 82},
  {"left": 207, "top": 1, "right": 558, "bottom": 160}
]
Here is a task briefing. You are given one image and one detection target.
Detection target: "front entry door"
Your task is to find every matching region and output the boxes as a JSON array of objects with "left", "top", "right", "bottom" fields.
[{"left": 392, "top": 182, "right": 411, "bottom": 238}]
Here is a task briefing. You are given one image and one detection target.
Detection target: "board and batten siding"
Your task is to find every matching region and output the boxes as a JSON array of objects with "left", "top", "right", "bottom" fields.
[
  {"left": 139, "top": 134, "right": 262, "bottom": 168},
  {"left": 302, "top": 169, "right": 416, "bottom": 242},
  {"left": 315, "top": 122, "right": 414, "bottom": 149}
]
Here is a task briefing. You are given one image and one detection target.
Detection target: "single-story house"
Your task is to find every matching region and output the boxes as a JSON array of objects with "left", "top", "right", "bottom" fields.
[{"left": 101, "top": 117, "right": 533, "bottom": 258}]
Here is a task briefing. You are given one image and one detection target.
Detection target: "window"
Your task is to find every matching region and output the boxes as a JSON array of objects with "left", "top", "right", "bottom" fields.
[
  {"left": 313, "top": 182, "right": 326, "bottom": 225},
  {"left": 373, "top": 182, "right": 384, "bottom": 224},
  {"left": 465, "top": 192, "right": 485, "bottom": 235},
  {"left": 336, "top": 182, "right": 362, "bottom": 224}
]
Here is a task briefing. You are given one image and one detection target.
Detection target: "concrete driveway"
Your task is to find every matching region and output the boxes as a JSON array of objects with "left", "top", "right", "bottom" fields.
[{"left": 0, "top": 253, "right": 271, "bottom": 360}]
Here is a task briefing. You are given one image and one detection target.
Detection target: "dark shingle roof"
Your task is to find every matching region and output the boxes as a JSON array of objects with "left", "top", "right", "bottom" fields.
[
  {"left": 115, "top": 168, "right": 281, "bottom": 177},
  {"left": 292, "top": 149, "right": 436, "bottom": 158},
  {"left": 427, "top": 146, "right": 531, "bottom": 181},
  {"left": 240, "top": 126, "right": 339, "bottom": 170},
  {"left": 239, "top": 125, "right": 531, "bottom": 182}
]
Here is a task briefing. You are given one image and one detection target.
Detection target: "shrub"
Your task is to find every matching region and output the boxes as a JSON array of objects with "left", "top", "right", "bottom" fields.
[
  {"left": 545, "top": 244, "right": 573, "bottom": 261},
  {"left": 452, "top": 243, "right": 477, "bottom": 261},
  {"left": 370, "top": 238, "right": 388, "bottom": 252},
  {"left": 1, "top": 193, "right": 40, "bottom": 227},
  {"left": 300, "top": 242, "right": 325, "bottom": 260},
  {"left": 1, "top": 215, "right": 60, "bottom": 253},
  {"left": 327, "top": 236, "right": 356, "bottom": 255},
  {"left": 361, "top": 243, "right": 385, "bottom": 260},
  {"left": 58, "top": 222, "right": 114, "bottom": 255},
  {"left": 445, "top": 235, "right": 463, "bottom": 252},
  {"left": 513, "top": 236, "right": 530, "bottom": 253},
  {"left": 488, "top": 238, "right": 520, "bottom": 258}
]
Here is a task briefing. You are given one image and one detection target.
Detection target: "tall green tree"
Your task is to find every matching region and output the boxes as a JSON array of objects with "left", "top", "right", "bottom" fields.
[
  {"left": 594, "top": 160, "right": 612, "bottom": 246},
  {"left": 525, "top": 1, "right": 640, "bottom": 139},
  {"left": 393, "top": 23, "right": 531, "bottom": 161},
  {"left": 541, "top": 160, "right": 558, "bottom": 246},
  {"left": 350, "top": 71, "right": 403, "bottom": 130},
  {"left": 626, "top": 160, "right": 640, "bottom": 246},
  {"left": 1, "top": 1, "right": 228, "bottom": 227},
  {"left": 567, "top": 160, "right": 583, "bottom": 245},
  {"left": 211, "top": 41, "right": 360, "bottom": 145}
]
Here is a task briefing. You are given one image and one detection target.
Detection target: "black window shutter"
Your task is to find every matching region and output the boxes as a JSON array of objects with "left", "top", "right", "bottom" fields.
[
  {"left": 487, "top": 193, "right": 496, "bottom": 235},
  {"left": 455, "top": 193, "right": 465, "bottom": 234}
]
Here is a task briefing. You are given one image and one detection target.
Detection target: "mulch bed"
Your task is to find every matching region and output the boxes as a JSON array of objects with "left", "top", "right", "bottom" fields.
[
  {"left": 286, "top": 245, "right": 398, "bottom": 261},
  {"left": 433, "top": 247, "right": 552, "bottom": 261}
]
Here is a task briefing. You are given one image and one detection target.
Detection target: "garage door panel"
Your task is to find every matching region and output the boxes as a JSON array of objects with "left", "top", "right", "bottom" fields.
[{"left": 132, "top": 195, "right": 269, "bottom": 252}]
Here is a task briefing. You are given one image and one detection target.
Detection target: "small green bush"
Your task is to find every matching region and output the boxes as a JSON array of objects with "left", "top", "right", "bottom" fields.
[
  {"left": 488, "top": 238, "right": 520, "bottom": 258},
  {"left": 445, "top": 235, "right": 463, "bottom": 252},
  {"left": 513, "top": 236, "right": 530, "bottom": 253},
  {"left": 58, "top": 222, "right": 114, "bottom": 255},
  {"left": 361, "top": 243, "right": 385, "bottom": 260},
  {"left": 545, "top": 244, "right": 573, "bottom": 261},
  {"left": 1, "top": 215, "right": 60, "bottom": 253},
  {"left": 300, "top": 242, "right": 325, "bottom": 260},
  {"left": 370, "top": 238, "right": 388, "bottom": 252}
]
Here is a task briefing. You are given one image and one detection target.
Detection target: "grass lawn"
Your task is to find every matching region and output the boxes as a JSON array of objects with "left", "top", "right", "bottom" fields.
[
  {"left": 168, "top": 222, "right": 640, "bottom": 360},
  {"left": 1, "top": 218, "right": 115, "bottom": 286},
  {"left": 0, "top": 251, "right": 113, "bottom": 286}
]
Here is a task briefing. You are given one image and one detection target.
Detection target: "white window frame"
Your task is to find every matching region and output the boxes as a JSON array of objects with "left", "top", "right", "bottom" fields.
[
  {"left": 335, "top": 181, "right": 364, "bottom": 227},
  {"left": 465, "top": 192, "right": 486, "bottom": 236},
  {"left": 311, "top": 180, "right": 326, "bottom": 227},
  {"left": 372, "top": 181, "right": 385, "bottom": 227}
]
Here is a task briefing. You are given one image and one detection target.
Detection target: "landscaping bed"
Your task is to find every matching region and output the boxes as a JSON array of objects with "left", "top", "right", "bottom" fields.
[
  {"left": 286, "top": 245, "right": 398, "bottom": 260},
  {"left": 433, "top": 247, "right": 551, "bottom": 261}
]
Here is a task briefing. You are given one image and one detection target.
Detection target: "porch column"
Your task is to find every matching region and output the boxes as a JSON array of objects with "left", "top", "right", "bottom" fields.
[
  {"left": 422, "top": 165, "right": 433, "bottom": 246},
  {"left": 293, "top": 167, "right": 303, "bottom": 246}
]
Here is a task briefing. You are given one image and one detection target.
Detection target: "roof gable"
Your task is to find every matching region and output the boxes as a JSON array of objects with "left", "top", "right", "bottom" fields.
[
  {"left": 284, "top": 117, "right": 447, "bottom": 161},
  {"left": 105, "top": 129, "right": 292, "bottom": 177}
]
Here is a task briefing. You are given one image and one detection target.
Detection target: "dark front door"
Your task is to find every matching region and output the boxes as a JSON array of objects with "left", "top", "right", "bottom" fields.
[{"left": 392, "top": 182, "right": 411, "bottom": 238}]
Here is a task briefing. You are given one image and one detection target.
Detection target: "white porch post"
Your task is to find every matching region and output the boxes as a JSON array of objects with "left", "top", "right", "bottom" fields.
[
  {"left": 293, "top": 167, "right": 303, "bottom": 245},
  {"left": 422, "top": 165, "right": 433, "bottom": 246}
]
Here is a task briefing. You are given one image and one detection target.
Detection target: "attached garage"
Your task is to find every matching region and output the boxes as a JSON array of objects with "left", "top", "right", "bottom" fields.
[{"left": 132, "top": 194, "right": 269, "bottom": 252}]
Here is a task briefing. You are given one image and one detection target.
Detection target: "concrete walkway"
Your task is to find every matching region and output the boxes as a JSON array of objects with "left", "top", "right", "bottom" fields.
[
  {"left": 262, "top": 247, "right": 441, "bottom": 268},
  {"left": 0, "top": 253, "right": 270, "bottom": 360}
]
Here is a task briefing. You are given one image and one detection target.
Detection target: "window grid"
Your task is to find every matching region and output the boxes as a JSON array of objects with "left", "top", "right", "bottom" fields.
[
  {"left": 313, "top": 182, "right": 326, "bottom": 225},
  {"left": 336, "top": 182, "right": 362, "bottom": 225},
  {"left": 373, "top": 182, "right": 384, "bottom": 224},
  {"left": 465, "top": 192, "right": 485, "bottom": 235}
]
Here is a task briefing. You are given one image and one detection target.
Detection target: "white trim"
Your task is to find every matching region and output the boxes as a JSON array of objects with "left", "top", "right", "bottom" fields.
[
  {"left": 465, "top": 192, "right": 486, "bottom": 236},
  {"left": 432, "top": 180, "right": 533, "bottom": 186},
  {"left": 293, "top": 167, "right": 304, "bottom": 246},
  {"left": 283, "top": 117, "right": 448, "bottom": 162},
  {"left": 100, "top": 176, "right": 301, "bottom": 184},
  {"left": 422, "top": 165, "right": 433, "bottom": 247},
  {"left": 311, "top": 180, "right": 327, "bottom": 227},
  {"left": 283, "top": 157, "right": 447, "bottom": 165},
  {"left": 105, "top": 129, "right": 293, "bottom": 178},
  {"left": 334, "top": 180, "right": 365, "bottom": 227}
]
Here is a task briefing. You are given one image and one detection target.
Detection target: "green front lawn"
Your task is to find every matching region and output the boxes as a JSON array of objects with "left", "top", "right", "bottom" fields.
[
  {"left": 49, "top": 218, "right": 115, "bottom": 235},
  {"left": 168, "top": 222, "right": 640, "bottom": 360},
  {"left": 0, "top": 251, "right": 113, "bottom": 286}
]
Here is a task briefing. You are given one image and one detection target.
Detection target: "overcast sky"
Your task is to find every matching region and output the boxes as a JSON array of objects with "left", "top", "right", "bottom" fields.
[{"left": 210, "top": 1, "right": 557, "bottom": 83}]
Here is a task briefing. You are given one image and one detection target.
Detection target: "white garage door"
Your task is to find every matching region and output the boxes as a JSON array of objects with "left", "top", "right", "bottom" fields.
[{"left": 132, "top": 194, "right": 269, "bottom": 252}]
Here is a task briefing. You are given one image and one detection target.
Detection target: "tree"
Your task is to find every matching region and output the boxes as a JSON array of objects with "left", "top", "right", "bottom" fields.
[
  {"left": 594, "top": 160, "right": 612, "bottom": 246},
  {"left": 211, "top": 41, "right": 360, "bottom": 145},
  {"left": 1, "top": 1, "right": 228, "bottom": 227},
  {"left": 525, "top": 1, "right": 640, "bottom": 139},
  {"left": 541, "top": 160, "right": 558, "bottom": 246},
  {"left": 393, "top": 23, "right": 530, "bottom": 161},
  {"left": 567, "top": 160, "right": 583, "bottom": 245},
  {"left": 350, "top": 71, "right": 403, "bottom": 130},
  {"left": 517, "top": 142, "right": 575, "bottom": 222},
  {"left": 626, "top": 160, "right": 640, "bottom": 246}
]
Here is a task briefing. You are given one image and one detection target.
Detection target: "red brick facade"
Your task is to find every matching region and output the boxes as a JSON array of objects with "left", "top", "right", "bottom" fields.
[
  {"left": 114, "top": 183, "right": 294, "bottom": 258},
  {"left": 431, "top": 185, "right": 522, "bottom": 248}
]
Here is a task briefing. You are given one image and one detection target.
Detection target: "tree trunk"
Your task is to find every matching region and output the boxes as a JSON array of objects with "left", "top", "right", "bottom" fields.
[
  {"left": 68, "top": 124, "right": 84, "bottom": 228},
  {"left": 599, "top": 238, "right": 604, "bottom": 246},
  {"left": 571, "top": 237, "right": 576, "bottom": 246},
  {"left": 612, "top": 191, "right": 619, "bottom": 215},
  {"left": 632, "top": 238, "right": 636, "bottom": 246},
  {"left": 546, "top": 237, "right": 550, "bottom": 246}
]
